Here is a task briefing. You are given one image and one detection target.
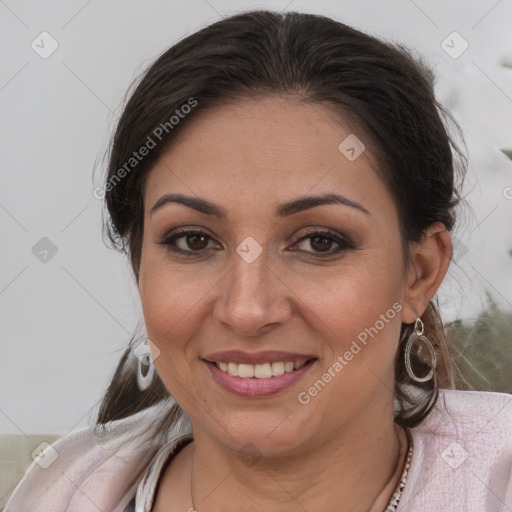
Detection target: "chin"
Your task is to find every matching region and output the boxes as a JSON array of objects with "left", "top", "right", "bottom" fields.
[{"left": 208, "top": 409, "right": 316, "bottom": 458}]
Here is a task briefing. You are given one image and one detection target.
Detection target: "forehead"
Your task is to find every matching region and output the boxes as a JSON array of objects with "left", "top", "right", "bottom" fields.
[{"left": 143, "top": 97, "right": 392, "bottom": 220}]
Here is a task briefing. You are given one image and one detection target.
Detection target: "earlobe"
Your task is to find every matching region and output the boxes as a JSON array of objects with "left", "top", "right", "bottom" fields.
[{"left": 401, "top": 222, "right": 453, "bottom": 325}]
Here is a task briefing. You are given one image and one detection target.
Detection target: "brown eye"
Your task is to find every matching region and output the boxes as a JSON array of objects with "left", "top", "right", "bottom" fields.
[
  {"left": 183, "top": 233, "right": 209, "bottom": 251},
  {"left": 292, "top": 230, "right": 354, "bottom": 256},
  {"left": 159, "top": 229, "right": 218, "bottom": 254},
  {"left": 158, "top": 228, "right": 355, "bottom": 258},
  {"left": 309, "top": 234, "right": 334, "bottom": 252}
]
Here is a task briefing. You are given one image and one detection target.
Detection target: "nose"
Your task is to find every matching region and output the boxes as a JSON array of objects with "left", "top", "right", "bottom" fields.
[{"left": 213, "top": 248, "right": 292, "bottom": 337}]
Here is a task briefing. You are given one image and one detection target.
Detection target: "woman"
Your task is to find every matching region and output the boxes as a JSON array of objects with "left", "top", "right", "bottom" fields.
[{"left": 5, "top": 9, "right": 512, "bottom": 512}]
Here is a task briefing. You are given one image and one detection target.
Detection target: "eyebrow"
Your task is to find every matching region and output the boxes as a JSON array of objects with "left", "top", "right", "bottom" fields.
[{"left": 150, "top": 192, "right": 370, "bottom": 218}]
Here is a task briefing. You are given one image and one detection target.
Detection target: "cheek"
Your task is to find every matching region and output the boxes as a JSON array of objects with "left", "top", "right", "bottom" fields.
[
  {"left": 138, "top": 250, "right": 219, "bottom": 371},
  {"left": 138, "top": 265, "right": 206, "bottom": 402},
  {"left": 294, "top": 257, "right": 405, "bottom": 374},
  {"left": 292, "top": 270, "right": 404, "bottom": 425},
  {"left": 140, "top": 267, "right": 201, "bottom": 345},
  {"left": 138, "top": 255, "right": 235, "bottom": 424}
]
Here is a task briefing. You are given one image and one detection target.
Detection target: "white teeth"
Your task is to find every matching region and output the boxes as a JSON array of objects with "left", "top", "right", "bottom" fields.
[
  {"left": 254, "top": 363, "right": 272, "bottom": 378},
  {"left": 215, "top": 360, "right": 309, "bottom": 378},
  {"left": 271, "top": 361, "right": 285, "bottom": 376},
  {"left": 237, "top": 364, "right": 255, "bottom": 378},
  {"left": 227, "top": 362, "right": 238, "bottom": 376}
]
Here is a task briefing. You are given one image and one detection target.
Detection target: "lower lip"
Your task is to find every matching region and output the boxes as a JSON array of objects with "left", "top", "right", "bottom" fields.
[{"left": 203, "top": 360, "right": 317, "bottom": 397}]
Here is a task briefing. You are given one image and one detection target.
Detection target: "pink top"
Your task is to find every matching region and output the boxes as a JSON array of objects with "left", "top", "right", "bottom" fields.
[{"left": 4, "top": 388, "right": 512, "bottom": 511}]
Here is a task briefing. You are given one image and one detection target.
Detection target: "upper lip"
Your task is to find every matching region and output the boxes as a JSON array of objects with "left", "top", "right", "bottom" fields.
[{"left": 202, "top": 350, "right": 317, "bottom": 365}]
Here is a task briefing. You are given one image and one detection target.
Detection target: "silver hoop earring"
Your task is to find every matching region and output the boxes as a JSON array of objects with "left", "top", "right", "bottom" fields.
[
  {"left": 135, "top": 339, "right": 155, "bottom": 391},
  {"left": 404, "top": 318, "right": 437, "bottom": 383}
]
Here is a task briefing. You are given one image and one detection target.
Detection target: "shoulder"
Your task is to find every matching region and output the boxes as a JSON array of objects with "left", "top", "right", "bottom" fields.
[
  {"left": 422, "top": 387, "right": 512, "bottom": 437},
  {"left": 3, "top": 402, "right": 192, "bottom": 512},
  {"left": 398, "top": 388, "right": 512, "bottom": 511},
  {"left": 134, "top": 433, "right": 194, "bottom": 510}
]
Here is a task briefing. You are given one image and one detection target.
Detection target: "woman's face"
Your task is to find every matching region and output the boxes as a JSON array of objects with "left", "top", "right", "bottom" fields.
[{"left": 139, "top": 97, "right": 413, "bottom": 456}]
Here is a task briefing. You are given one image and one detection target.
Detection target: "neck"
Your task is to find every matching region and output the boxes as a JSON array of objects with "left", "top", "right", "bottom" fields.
[{"left": 188, "top": 406, "right": 408, "bottom": 512}]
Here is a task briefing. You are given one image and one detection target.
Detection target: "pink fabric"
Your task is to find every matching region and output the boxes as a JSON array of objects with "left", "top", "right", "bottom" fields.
[
  {"left": 398, "top": 389, "right": 512, "bottom": 511},
  {"left": 3, "top": 402, "right": 192, "bottom": 512},
  {"left": 4, "top": 389, "right": 512, "bottom": 511}
]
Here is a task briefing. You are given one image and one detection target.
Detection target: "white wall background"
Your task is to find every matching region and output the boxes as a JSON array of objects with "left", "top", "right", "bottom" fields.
[{"left": 1, "top": 0, "right": 511, "bottom": 435}]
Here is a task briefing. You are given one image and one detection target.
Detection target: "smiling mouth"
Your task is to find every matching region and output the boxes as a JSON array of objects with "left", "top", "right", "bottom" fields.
[{"left": 204, "top": 359, "right": 317, "bottom": 378}]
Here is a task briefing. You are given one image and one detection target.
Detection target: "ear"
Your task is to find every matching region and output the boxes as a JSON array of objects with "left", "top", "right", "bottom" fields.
[{"left": 401, "top": 222, "right": 453, "bottom": 325}]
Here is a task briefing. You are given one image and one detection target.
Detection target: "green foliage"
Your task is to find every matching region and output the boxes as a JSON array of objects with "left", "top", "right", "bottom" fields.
[{"left": 447, "top": 291, "right": 512, "bottom": 393}]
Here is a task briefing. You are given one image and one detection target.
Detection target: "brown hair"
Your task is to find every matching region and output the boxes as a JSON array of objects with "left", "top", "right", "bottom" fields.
[{"left": 95, "top": 9, "right": 467, "bottom": 439}]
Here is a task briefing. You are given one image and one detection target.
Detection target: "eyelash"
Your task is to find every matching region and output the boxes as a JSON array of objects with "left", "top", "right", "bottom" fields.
[{"left": 157, "top": 228, "right": 355, "bottom": 258}]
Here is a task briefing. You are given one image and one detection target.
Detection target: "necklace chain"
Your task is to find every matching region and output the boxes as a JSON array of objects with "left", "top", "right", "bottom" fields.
[
  {"left": 383, "top": 432, "right": 413, "bottom": 512},
  {"left": 190, "top": 432, "right": 413, "bottom": 512}
]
